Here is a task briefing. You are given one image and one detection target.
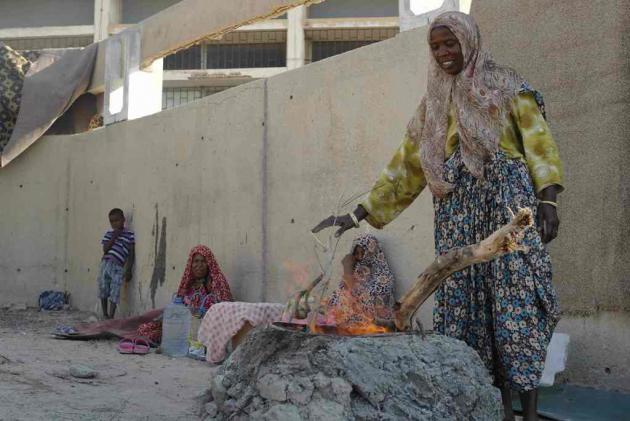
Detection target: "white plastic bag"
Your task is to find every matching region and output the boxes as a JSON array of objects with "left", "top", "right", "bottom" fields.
[{"left": 540, "top": 332, "right": 570, "bottom": 386}]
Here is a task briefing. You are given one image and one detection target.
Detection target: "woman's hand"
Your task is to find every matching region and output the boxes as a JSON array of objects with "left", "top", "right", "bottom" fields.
[
  {"left": 312, "top": 206, "right": 368, "bottom": 238},
  {"left": 537, "top": 185, "right": 561, "bottom": 244},
  {"left": 538, "top": 204, "right": 559, "bottom": 244}
]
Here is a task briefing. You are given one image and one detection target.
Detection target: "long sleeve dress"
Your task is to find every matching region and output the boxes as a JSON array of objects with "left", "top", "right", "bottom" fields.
[{"left": 360, "top": 90, "right": 563, "bottom": 391}]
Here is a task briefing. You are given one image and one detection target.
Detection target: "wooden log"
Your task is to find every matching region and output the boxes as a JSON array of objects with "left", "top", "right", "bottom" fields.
[{"left": 394, "top": 207, "right": 534, "bottom": 331}]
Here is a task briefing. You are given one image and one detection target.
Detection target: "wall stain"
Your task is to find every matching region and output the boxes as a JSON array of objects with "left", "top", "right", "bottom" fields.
[{"left": 149, "top": 205, "right": 167, "bottom": 308}]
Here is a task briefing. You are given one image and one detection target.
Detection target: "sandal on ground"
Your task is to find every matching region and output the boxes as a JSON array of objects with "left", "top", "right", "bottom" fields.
[
  {"left": 133, "top": 337, "right": 150, "bottom": 355},
  {"left": 117, "top": 338, "right": 135, "bottom": 354}
]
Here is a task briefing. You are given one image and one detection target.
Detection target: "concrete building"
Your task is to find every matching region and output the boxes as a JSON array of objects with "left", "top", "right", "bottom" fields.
[{"left": 0, "top": 0, "right": 408, "bottom": 109}]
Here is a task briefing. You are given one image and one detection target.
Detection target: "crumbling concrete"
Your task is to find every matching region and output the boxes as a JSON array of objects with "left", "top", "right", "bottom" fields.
[{"left": 209, "top": 327, "right": 502, "bottom": 420}]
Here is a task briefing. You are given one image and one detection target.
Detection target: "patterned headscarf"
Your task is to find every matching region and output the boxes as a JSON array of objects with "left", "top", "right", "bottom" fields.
[
  {"left": 176, "top": 245, "right": 233, "bottom": 307},
  {"left": 329, "top": 234, "right": 396, "bottom": 323},
  {"left": 407, "top": 12, "right": 528, "bottom": 197},
  {"left": 0, "top": 44, "right": 30, "bottom": 153}
]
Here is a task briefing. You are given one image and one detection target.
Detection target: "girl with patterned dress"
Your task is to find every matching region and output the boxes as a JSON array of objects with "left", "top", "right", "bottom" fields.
[
  {"left": 313, "top": 12, "right": 563, "bottom": 421},
  {"left": 327, "top": 234, "right": 396, "bottom": 327}
]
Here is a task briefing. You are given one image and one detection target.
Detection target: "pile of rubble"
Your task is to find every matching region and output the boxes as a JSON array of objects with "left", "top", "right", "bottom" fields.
[{"left": 204, "top": 327, "right": 502, "bottom": 420}]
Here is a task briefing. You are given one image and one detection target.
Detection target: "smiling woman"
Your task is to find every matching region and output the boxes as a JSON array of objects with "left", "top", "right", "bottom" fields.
[
  {"left": 428, "top": 26, "right": 464, "bottom": 75},
  {"left": 312, "top": 11, "right": 565, "bottom": 421}
]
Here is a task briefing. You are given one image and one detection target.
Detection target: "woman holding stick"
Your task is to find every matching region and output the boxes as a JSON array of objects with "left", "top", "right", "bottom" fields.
[{"left": 312, "top": 12, "right": 563, "bottom": 421}]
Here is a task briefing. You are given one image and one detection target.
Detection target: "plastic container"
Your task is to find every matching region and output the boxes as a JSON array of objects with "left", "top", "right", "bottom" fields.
[{"left": 161, "top": 296, "right": 191, "bottom": 357}]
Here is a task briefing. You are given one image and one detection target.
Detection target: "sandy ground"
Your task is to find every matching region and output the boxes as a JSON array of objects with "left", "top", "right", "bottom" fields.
[{"left": 0, "top": 309, "right": 216, "bottom": 421}]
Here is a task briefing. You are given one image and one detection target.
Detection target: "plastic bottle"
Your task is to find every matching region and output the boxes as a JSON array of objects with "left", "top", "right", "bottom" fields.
[{"left": 161, "top": 296, "right": 191, "bottom": 357}]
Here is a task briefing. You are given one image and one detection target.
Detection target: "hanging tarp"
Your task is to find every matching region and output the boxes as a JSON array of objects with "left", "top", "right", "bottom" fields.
[{"left": 0, "top": 43, "right": 97, "bottom": 167}]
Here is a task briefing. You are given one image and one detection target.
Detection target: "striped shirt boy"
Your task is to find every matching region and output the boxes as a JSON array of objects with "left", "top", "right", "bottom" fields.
[{"left": 101, "top": 229, "right": 135, "bottom": 266}]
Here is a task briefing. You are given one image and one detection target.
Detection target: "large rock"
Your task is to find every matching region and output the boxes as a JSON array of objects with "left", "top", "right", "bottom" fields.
[{"left": 211, "top": 327, "right": 502, "bottom": 420}]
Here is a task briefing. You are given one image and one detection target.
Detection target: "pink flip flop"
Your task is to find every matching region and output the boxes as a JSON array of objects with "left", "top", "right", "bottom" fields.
[
  {"left": 133, "top": 337, "right": 150, "bottom": 355},
  {"left": 117, "top": 338, "right": 135, "bottom": 354}
]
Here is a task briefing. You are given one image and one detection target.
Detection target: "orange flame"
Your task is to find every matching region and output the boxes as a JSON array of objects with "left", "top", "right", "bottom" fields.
[{"left": 309, "top": 285, "right": 394, "bottom": 336}]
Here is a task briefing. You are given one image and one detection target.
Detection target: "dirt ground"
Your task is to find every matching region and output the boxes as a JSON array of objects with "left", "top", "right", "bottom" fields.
[{"left": 0, "top": 309, "right": 216, "bottom": 421}]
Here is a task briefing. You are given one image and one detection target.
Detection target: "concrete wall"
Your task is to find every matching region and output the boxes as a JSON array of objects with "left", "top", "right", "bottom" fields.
[
  {"left": 308, "top": 0, "right": 399, "bottom": 18},
  {"left": 0, "top": 0, "right": 628, "bottom": 391},
  {"left": 122, "top": 0, "right": 400, "bottom": 23},
  {"left": 122, "top": 0, "right": 183, "bottom": 24},
  {"left": 264, "top": 31, "right": 435, "bottom": 322},
  {"left": 0, "top": 28, "right": 435, "bottom": 316},
  {"left": 471, "top": 0, "right": 630, "bottom": 391},
  {"left": 0, "top": 82, "right": 266, "bottom": 315},
  {"left": 0, "top": 137, "right": 70, "bottom": 305},
  {"left": 472, "top": 0, "right": 630, "bottom": 315},
  {"left": 0, "top": 0, "right": 94, "bottom": 28}
]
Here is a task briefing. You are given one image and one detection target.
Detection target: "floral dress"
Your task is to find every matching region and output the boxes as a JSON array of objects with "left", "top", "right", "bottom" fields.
[{"left": 361, "top": 90, "right": 563, "bottom": 391}]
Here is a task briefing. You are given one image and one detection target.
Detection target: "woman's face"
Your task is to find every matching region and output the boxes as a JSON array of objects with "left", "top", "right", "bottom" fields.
[
  {"left": 429, "top": 26, "right": 464, "bottom": 75},
  {"left": 353, "top": 245, "right": 365, "bottom": 262},
  {"left": 191, "top": 253, "right": 209, "bottom": 280},
  {"left": 341, "top": 253, "right": 356, "bottom": 276}
]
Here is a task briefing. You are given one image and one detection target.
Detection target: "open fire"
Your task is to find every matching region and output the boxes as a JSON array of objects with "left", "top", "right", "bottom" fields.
[
  {"left": 279, "top": 265, "right": 398, "bottom": 336},
  {"left": 282, "top": 207, "right": 534, "bottom": 336},
  {"left": 310, "top": 322, "right": 392, "bottom": 336},
  {"left": 311, "top": 286, "right": 395, "bottom": 335},
  {"left": 208, "top": 210, "right": 534, "bottom": 419}
]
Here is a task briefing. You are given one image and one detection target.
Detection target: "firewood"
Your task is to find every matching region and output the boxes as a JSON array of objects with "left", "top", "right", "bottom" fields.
[{"left": 394, "top": 207, "right": 533, "bottom": 331}]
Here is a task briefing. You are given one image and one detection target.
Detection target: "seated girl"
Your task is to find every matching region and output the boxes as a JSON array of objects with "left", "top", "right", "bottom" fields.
[
  {"left": 326, "top": 233, "right": 396, "bottom": 328},
  {"left": 198, "top": 234, "right": 396, "bottom": 363}
]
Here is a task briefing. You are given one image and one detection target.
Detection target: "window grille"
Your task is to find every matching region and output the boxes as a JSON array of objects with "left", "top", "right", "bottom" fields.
[{"left": 311, "top": 40, "right": 376, "bottom": 62}]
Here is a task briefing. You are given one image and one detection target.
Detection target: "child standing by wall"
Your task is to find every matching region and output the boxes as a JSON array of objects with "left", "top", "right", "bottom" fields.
[{"left": 98, "top": 208, "right": 135, "bottom": 319}]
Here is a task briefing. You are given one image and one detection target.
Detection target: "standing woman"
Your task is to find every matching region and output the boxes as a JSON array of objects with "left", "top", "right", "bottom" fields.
[{"left": 313, "top": 12, "right": 563, "bottom": 421}]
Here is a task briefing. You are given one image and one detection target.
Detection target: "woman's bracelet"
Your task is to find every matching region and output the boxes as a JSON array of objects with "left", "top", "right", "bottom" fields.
[
  {"left": 540, "top": 200, "right": 557, "bottom": 208},
  {"left": 349, "top": 212, "right": 360, "bottom": 228}
]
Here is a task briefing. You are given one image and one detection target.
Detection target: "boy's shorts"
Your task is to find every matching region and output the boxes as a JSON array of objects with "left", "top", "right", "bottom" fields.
[{"left": 97, "top": 259, "right": 124, "bottom": 304}]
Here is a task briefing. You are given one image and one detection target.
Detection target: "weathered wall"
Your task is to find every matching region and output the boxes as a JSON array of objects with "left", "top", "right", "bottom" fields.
[
  {"left": 0, "top": 137, "right": 70, "bottom": 304},
  {"left": 0, "top": 26, "right": 437, "bottom": 318},
  {"left": 264, "top": 29, "right": 436, "bottom": 323},
  {"left": 471, "top": 0, "right": 630, "bottom": 391},
  {"left": 0, "top": 82, "right": 266, "bottom": 315},
  {"left": 122, "top": 0, "right": 183, "bottom": 24},
  {"left": 0, "top": 0, "right": 94, "bottom": 28},
  {"left": 0, "top": 0, "right": 628, "bottom": 391},
  {"left": 472, "top": 0, "right": 630, "bottom": 316},
  {"left": 556, "top": 313, "right": 630, "bottom": 392},
  {"left": 307, "top": 0, "right": 399, "bottom": 18}
]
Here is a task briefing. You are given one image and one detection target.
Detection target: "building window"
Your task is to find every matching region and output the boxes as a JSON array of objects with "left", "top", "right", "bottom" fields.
[
  {"left": 163, "top": 42, "right": 287, "bottom": 70},
  {"left": 311, "top": 41, "right": 376, "bottom": 62},
  {"left": 162, "top": 86, "right": 232, "bottom": 109},
  {"left": 206, "top": 43, "right": 286, "bottom": 69},
  {"left": 0, "top": 36, "right": 93, "bottom": 50},
  {"left": 163, "top": 45, "right": 202, "bottom": 70}
]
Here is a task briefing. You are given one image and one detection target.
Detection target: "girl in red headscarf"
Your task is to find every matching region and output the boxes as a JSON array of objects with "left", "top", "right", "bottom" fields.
[{"left": 138, "top": 245, "right": 233, "bottom": 344}]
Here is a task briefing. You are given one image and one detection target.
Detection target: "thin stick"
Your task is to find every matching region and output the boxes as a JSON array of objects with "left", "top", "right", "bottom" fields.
[
  {"left": 306, "top": 191, "right": 348, "bottom": 331},
  {"left": 339, "top": 182, "right": 387, "bottom": 209}
]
